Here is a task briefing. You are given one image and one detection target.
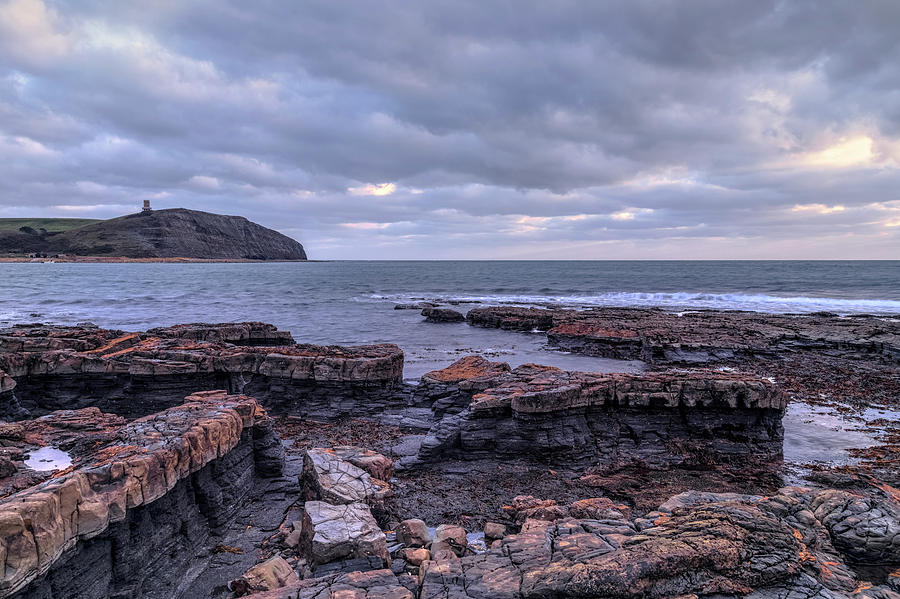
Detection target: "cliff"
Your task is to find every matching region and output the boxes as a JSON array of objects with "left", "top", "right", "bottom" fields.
[{"left": 1, "top": 209, "right": 307, "bottom": 260}]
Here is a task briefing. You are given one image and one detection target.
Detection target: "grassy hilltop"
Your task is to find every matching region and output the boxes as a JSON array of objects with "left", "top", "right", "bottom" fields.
[{"left": 0, "top": 218, "right": 101, "bottom": 233}]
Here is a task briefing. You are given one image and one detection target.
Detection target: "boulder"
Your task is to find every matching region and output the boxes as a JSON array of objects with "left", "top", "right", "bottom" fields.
[
  {"left": 301, "top": 449, "right": 391, "bottom": 508},
  {"left": 329, "top": 446, "right": 394, "bottom": 481},
  {"left": 396, "top": 518, "right": 432, "bottom": 547},
  {"left": 431, "top": 524, "right": 468, "bottom": 557},
  {"left": 229, "top": 556, "right": 299, "bottom": 596},
  {"left": 483, "top": 522, "right": 506, "bottom": 541},
  {"left": 300, "top": 501, "right": 389, "bottom": 566},
  {"left": 810, "top": 488, "right": 900, "bottom": 564},
  {"left": 402, "top": 548, "right": 430, "bottom": 566}
]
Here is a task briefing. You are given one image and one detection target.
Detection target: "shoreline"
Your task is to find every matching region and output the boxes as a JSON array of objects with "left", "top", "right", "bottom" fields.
[{"left": 0, "top": 256, "right": 317, "bottom": 263}]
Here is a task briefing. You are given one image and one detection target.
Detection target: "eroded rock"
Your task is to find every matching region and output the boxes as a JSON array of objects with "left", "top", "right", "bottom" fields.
[
  {"left": 0, "top": 390, "right": 283, "bottom": 598},
  {"left": 421, "top": 307, "right": 465, "bottom": 323}
]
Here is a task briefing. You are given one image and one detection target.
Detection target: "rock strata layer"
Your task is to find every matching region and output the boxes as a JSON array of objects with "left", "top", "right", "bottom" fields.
[
  {"left": 415, "top": 357, "right": 785, "bottom": 467},
  {"left": 0, "top": 390, "right": 284, "bottom": 598},
  {"left": 0, "top": 322, "right": 403, "bottom": 420}
]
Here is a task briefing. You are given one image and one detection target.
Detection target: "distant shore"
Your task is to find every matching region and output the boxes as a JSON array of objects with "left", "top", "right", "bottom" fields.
[{"left": 0, "top": 256, "right": 312, "bottom": 263}]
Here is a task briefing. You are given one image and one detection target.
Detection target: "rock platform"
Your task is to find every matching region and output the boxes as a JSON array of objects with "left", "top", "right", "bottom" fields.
[{"left": 466, "top": 306, "right": 900, "bottom": 364}]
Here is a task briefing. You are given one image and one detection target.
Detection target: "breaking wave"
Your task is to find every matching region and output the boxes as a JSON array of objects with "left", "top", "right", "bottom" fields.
[{"left": 367, "top": 291, "right": 900, "bottom": 315}]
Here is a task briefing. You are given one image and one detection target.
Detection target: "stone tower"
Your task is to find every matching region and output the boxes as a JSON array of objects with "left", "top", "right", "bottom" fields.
[{"left": 142, "top": 200, "right": 152, "bottom": 213}]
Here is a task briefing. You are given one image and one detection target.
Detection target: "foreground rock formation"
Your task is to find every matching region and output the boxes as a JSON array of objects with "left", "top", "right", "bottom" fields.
[
  {"left": 0, "top": 316, "right": 896, "bottom": 598},
  {"left": 0, "top": 390, "right": 284, "bottom": 598},
  {"left": 230, "top": 451, "right": 900, "bottom": 599}
]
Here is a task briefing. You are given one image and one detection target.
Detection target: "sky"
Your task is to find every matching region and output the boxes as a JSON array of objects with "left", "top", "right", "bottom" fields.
[{"left": 1, "top": 1, "right": 898, "bottom": 259}]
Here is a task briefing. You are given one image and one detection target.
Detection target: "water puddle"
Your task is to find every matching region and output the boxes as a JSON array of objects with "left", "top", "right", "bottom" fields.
[
  {"left": 24, "top": 446, "right": 72, "bottom": 472},
  {"left": 782, "top": 402, "right": 898, "bottom": 466}
]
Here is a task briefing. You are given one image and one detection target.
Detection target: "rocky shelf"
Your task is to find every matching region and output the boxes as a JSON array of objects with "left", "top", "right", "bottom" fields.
[
  {"left": 465, "top": 306, "right": 900, "bottom": 364},
  {"left": 0, "top": 322, "right": 404, "bottom": 420},
  {"left": 412, "top": 356, "right": 786, "bottom": 468}
]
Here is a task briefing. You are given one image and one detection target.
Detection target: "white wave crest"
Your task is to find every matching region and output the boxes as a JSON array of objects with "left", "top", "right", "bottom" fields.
[{"left": 366, "top": 291, "right": 900, "bottom": 315}]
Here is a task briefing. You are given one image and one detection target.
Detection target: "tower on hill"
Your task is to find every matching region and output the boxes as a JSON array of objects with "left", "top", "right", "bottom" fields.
[{"left": 142, "top": 200, "right": 152, "bottom": 213}]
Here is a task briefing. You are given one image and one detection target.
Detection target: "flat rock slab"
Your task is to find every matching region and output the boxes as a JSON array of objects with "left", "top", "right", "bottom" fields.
[
  {"left": 329, "top": 446, "right": 394, "bottom": 481},
  {"left": 300, "top": 501, "right": 389, "bottom": 567}
]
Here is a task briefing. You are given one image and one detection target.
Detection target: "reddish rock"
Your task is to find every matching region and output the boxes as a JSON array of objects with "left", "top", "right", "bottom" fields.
[
  {"left": 468, "top": 306, "right": 900, "bottom": 365},
  {"left": 230, "top": 556, "right": 299, "bottom": 596},
  {"left": 0, "top": 391, "right": 276, "bottom": 596},
  {"left": 422, "top": 355, "right": 510, "bottom": 385},
  {"left": 329, "top": 446, "right": 394, "bottom": 481}
]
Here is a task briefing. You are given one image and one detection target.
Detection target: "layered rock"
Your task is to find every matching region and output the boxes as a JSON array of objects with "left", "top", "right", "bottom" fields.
[
  {"left": 466, "top": 306, "right": 900, "bottom": 364},
  {"left": 0, "top": 390, "right": 285, "bottom": 598},
  {"left": 0, "top": 322, "right": 403, "bottom": 420},
  {"left": 146, "top": 322, "right": 294, "bottom": 346},
  {"left": 416, "top": 357, "right": 786, "bottom": 467}
]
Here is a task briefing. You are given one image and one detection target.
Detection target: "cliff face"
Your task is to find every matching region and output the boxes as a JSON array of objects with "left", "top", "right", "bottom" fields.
[{"left": 7, "top": 209, "right": 307, "bottom": 260}]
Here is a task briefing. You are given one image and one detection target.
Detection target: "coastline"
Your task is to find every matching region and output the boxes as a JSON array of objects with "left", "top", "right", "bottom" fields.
[{"left": 0, "top": 256, "right": 315, "bottom": 263}]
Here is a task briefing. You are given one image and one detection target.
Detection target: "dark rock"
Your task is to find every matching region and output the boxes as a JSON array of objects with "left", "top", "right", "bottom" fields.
[
  {"left": 3, "top": 391, "right": 284, "bottom": 599},
  {"left": 421, "top": 307, "right": 465, "bottom": 323},
  {"left": 415, "top": 359, "right": 786, "bottom": 468},
  {"left": 467, "top": 306, "right": 900, "bottom": 365}
]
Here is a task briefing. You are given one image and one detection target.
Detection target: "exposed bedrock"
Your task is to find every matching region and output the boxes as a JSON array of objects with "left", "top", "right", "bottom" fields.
[
  {"left": 466, "top": 306, "right": 900, "bottom": 364},
  {"left": 414, "top": 356, "right": 786, "bottom": 468},
  {"left": 0, "top": 323, "right": 404, "bottom": 421},
  {"left": 0, "top": 390, "right": 285, "bottom": 599},
  {"left": 238, "top": 482, "right": 900, "bottom": 599},
  {"left": 412, "top": 486, "right": 900, "bottom": 599}
]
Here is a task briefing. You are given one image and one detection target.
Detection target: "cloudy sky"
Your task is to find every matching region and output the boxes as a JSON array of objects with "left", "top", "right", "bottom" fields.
[{"left": 1, "top": 0, "right": 898, "bottom": 259}]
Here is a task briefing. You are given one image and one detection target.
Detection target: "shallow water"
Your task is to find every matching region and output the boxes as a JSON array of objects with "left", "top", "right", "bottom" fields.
[
  {"left": 782, "top": 402, "right": 900, "bottom": 468},
  {"left": 24, "top": 446, "right": 72, "bottom": 472}
]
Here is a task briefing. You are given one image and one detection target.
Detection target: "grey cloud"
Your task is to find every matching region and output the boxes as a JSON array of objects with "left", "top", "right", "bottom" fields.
[{"left": 0, "top": 0, "right": 898, "bottom": 258}]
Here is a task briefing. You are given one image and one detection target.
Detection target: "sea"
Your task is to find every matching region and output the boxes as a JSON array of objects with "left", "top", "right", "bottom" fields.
[
  {"left": 1, "top": 260, "right": 898, "bottom": 379},
  {"left": 1, "top": 259, "right": 899, "bottom": 467}
]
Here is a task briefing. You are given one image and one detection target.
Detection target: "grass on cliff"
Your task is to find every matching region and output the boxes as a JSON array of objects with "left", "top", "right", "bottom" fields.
[{"left": 0, "top": 218, "right": 101, "bottom": 233}]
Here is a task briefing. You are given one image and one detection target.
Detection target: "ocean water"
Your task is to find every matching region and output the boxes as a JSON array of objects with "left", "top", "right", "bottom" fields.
[{"left": 1, "top": 260, "right": 898, "bottom": 378}]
